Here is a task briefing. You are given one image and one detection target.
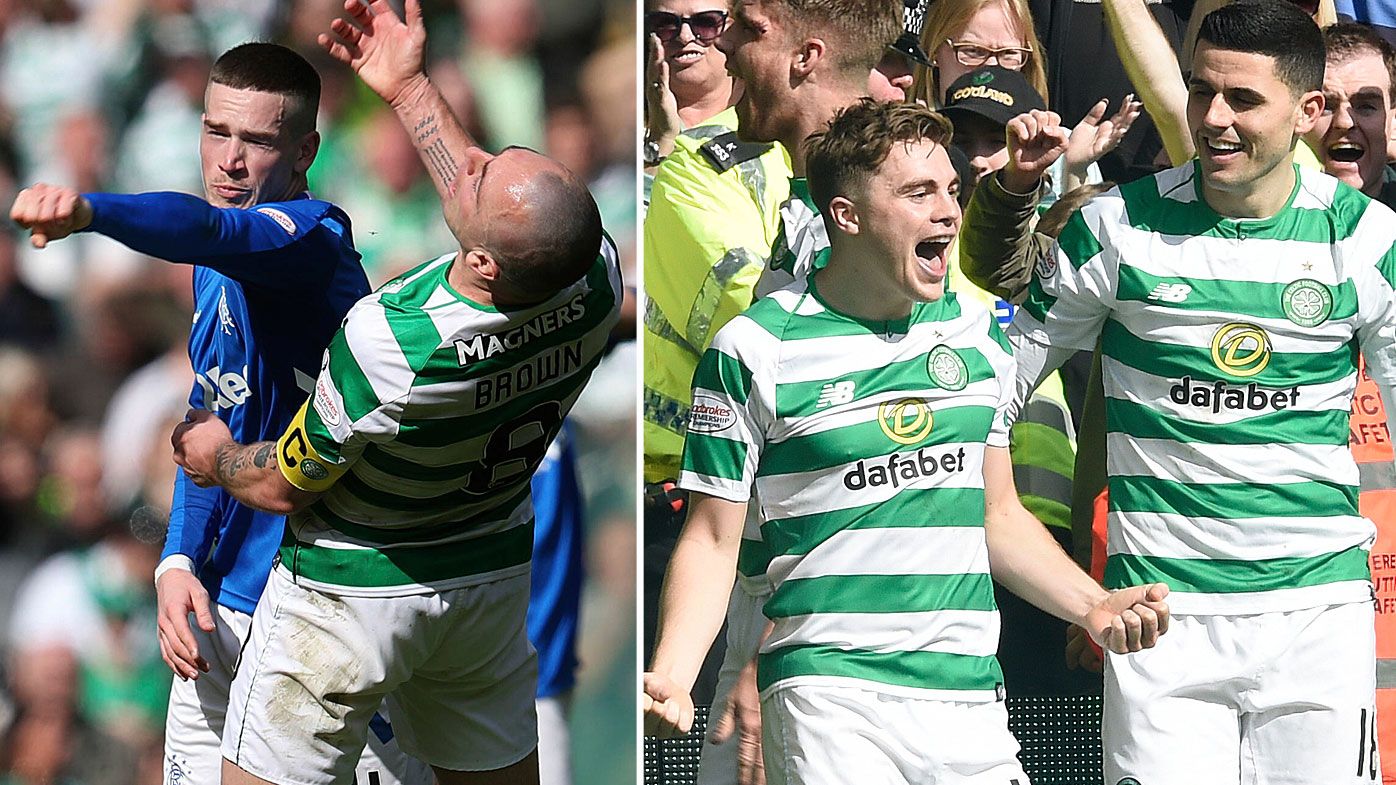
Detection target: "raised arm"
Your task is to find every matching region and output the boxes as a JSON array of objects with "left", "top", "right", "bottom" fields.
[
  {"left": 1101, "top": 0, "right": 1194, "bottom": 165},
  {"left": 319, "top": 0, "right": 478, "bottom": 241},
  {"left": 959, "top": 110, "right": 1067, "bottom": 302},
  {"left": 11, "top": 185, "right": 349, "bottom": 290}
]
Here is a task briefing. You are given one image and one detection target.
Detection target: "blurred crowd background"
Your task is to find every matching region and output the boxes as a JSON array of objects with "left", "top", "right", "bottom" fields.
[{"left": 0, "top": 0, "right": 637, "bottom": 783}]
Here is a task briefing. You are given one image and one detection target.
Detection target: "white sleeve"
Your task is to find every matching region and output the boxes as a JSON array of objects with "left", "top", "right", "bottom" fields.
[
  {"left": 983, "top": 315, "right": 1018, "bottom": 448},
  {"left": 678, "top": 315, "right": 776, "bottom": 502},
  {"left": 1004, "top": 335, "right": 1078, "bottom": 428},
  {"left": 1356, "top": 252, "right": 1396, "bottom": 389},
  {"left": 1011, "top": 206, "right": 1116, "bottom": 353},
  {"left": 1006, "top": 200, "right": 1115, "bottom": 423}
]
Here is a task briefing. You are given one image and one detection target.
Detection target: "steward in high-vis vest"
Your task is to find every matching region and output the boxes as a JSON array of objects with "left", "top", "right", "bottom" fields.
[
  {"left": 642, "top": 107, "right": 791, "bottom": 488},
  {"left": 1353, "top": 359, "right": 1396, "bottom": 783}
]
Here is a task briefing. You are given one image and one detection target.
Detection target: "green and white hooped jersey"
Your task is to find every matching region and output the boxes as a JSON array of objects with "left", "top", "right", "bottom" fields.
[
  {"left": 753, "top": 178, "right": 829, "bottom": 300},
  {"left": 680, "top": 278, "right": 1016, "bottom": 700},
  {"left": 735, "top": 178, "right": 833, "bottom": 594},
  {"left": 277, "top": 240, "right": 623, "bottom": 597},
  {"left": 1013, "top": 162, "right": 1396, "bottom": 615}
]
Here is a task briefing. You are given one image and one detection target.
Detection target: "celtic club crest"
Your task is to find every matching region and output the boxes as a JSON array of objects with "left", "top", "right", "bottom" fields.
[
  {"left": 927, "top": 345, "right": 969, "bottom": 391},
  {"left": 1280, "top": 278, "right": 1332, "bottom": 327}
]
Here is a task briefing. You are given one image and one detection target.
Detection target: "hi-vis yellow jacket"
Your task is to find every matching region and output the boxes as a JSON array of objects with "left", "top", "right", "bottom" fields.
[{"left": 643, "top": 107, "right": 791, "bottom": 482}]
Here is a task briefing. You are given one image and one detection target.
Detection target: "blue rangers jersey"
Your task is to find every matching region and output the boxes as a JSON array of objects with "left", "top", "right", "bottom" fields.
[
  {"left": 528, "top": 423, "right": 585, "bottom": 698},
  {"left": 83, "top": 191, "right": 369, "bottom": 614}
]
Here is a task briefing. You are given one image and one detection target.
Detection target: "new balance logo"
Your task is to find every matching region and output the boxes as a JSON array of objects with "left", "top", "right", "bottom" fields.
[
  {"left": 1147, "top": 283, "right": 1192, "bottom": 303},
  {"left": 816, "top": 381, "right": 855, "bottom": 408}
]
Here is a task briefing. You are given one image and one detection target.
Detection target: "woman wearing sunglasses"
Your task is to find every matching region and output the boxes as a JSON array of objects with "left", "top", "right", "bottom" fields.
[{"left": 643, "top": 0, "right": 736, "bottom": 177}]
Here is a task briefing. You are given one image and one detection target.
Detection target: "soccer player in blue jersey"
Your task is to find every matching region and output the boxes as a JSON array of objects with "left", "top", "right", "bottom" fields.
[
  {"left": 9, "top": 42, "right": 430, "bottom": 785},
  {"left": 528, "top": 424, "right": 585, "bottom": 785}
]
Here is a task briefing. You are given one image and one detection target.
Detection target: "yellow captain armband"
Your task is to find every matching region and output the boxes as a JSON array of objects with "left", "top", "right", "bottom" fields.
[{"left": 277, "top": 399, "right": 347, "bottom": 493}]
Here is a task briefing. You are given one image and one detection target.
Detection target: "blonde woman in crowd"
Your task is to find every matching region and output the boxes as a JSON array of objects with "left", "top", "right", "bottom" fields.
[{"left": 914, "top": 0, "right": 1049, "bottom": 106}]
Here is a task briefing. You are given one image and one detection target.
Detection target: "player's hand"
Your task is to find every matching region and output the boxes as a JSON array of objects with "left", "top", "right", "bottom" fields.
[
  {"left": 156, "top": 567, "right": 215, "bottom": 680},
  {"left": 10, "top": 184, "right": 92, "bottom": 248},
  {"left": 644, "top": 671, "right": 696, "bottom": 738},
  {"left": 709, "top": 656, "right": 764, "bottom": 785},
  {"left": 172, "top": 408, "right": 234, "bottom": 488},
  {"left": 319, "top": 0, "right": 429, "bottom": 111},
  {"left": 1064, "top": 623, "right": 1103, "bottom": 672},
  {"left": 1001, "top": 109, "right": 1070, "bottom": 194},
  {"left": 1083, "top": 582, "right": 1170, "bottom": 654},
  {"left": 1063, "top": 95, "right": 1143, "bottom": 176}
]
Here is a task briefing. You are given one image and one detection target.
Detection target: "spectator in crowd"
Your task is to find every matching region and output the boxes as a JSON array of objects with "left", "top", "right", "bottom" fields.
[
  {"left": 1337, "top": 0, "right": 1396, "bottom": 45},
  {"left": 643, "top": 0, "right": 737, "bottom": 179},
  {"left": 0, "top": 648, "right": 143, "bottom": 785},
  {"left": 331, "top": 106, "right": 458, "bottom": 282},
  {"left": 867, "top": 0, "right": 930, "bottom": 102},
  {"left": 915, "top": 0, "right": 1048, "bottom": 106},
  {"left": 1304, "top": 22, "right": 1396, "bottom": 206},
  {"left": 546, "top": 101, "right": 599, "bottom": 186},
  {"left": 942, "top": 65, "right": 1139, "bottom": 197},
  {"left": 582, "top": 33, "right": 640, "bottom": 269},
  {"left": 97, "top": 292, "right": 191, "bottom": 519},
  {"left": 8, "top": 428, "right": 167, "bottom": 753},
  {"left": 112, "top": 18, "right": 212, "bottom": 196},
  {"left": 0, "top": 348, "right": 53, "bottom": 457},
  {"left": 460, "top": 0, "right": 546, "bottom": 151},
  {"left": 0, "top": 223, "right": 61, "bottom": 354}
]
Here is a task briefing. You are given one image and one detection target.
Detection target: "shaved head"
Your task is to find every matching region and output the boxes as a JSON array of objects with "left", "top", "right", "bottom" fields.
[{"left": 480, "top": 152, "right": 603, "bottom": 296}]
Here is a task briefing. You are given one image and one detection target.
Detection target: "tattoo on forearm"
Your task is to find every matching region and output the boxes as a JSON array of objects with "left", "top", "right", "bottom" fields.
[
  {"left": 424, "top": 139, "right": 459, "bottom": 190},
  {"left": 414, "top": 114, "right": 459, "bottom": 192},
  {"left": 213, "top": 442, "right": 248, "bottom": 485},
  {"left": 214, "top": 441, "right": 276, "bottom": 486}
]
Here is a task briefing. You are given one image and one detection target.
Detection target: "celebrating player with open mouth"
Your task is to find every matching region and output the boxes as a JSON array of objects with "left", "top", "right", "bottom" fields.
[{"left": 645, "top": 99, "right": 1169, "bottom": 785}]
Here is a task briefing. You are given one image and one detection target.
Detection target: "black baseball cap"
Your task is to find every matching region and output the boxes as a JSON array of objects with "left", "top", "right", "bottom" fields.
[{"left": 940, "top": 66, "right": 1046, "bottom": 129}]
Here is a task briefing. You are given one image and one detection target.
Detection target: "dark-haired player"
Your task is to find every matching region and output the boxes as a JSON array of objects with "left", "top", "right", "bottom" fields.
[
  {"left": 166, "top": 2, "right": 622, "bottom": 783},
  {"left": 1008, "top": 3, "right": 1396, "bottom": 782},
  {"left": 9, "top": 41, "right": 433, "bottom": 785}
]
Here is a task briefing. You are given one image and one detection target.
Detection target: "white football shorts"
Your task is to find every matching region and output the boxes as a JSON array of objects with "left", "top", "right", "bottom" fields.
[
  {"left": 762, "top": 683, "right": 1028, "bottom": 785},
  {"left": 163, "top": 600, "right": 433, "bottom": 785},
  {"left": 1104, "top": 601, "right": 1378, "bottom": 785},
  {"left": 223, "top": 568, "right": 537, "bottom": 785}
]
